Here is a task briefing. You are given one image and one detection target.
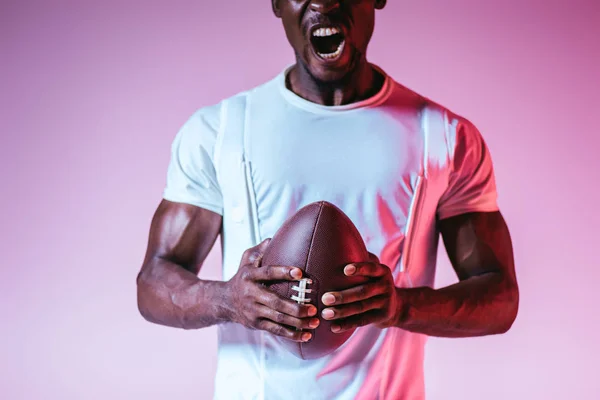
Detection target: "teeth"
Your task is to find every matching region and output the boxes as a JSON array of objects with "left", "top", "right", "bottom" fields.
[
  {"left": 317, "top": 40, "right": 345, "bottom": 59},
  {"left": 312, "top": 26, "right": 340, "bottom": 37}
]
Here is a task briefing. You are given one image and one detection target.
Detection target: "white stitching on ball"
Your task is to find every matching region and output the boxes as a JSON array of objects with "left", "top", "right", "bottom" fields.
[{"left": 291, "top": 278, "right": 313, "bottom": 304}]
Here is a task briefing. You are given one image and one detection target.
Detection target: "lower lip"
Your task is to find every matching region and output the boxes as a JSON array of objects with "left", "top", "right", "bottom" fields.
[{"left": 312, "top": 40, "right": 347, "bottom": 64}]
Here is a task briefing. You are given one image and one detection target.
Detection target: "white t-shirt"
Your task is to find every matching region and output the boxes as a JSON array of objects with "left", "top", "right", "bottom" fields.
[{"left": 162, "top": 66, "right": 499, "bottom": 400}]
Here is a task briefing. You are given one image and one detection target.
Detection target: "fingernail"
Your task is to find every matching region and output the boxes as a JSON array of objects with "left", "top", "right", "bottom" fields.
[
  {"left": 307, "top": 306, "right": 317, "bottom": 316},
  {"left": 322, "top": 309, "right": 335, "bottom": 319},
  {"left": 302, "top": 332, "right": 312, "bottom": 342},
  {"left": 345, "top": 264, "right": 356, "bottom": 276},
  {"left": 290, "top": 268, "right": 302, "bottom": 279},
  {"left": 309, "top": 318, "right": 320, "bottom": 328},
  {"left": 331, "top": 324, "right": 341, "bottom": 333},
  {"left": 322, "top": 294, "right": 336, "bottom": 305}
]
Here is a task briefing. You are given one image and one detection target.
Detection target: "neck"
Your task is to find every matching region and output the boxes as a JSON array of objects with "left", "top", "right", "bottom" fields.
[{"left": 287, "top": 60, "right": 384, "bottom": 106}]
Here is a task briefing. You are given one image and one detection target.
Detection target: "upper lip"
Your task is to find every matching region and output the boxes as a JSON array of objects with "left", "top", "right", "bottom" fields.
[{"left": 308, "top": 22, "right": 346, "bottom": 38}]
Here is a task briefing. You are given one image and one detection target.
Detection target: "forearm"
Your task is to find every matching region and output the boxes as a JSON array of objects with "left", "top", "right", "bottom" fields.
[
  {"left": 136, "top": 258, "right": 230, "bottom": 330},
  {"left": 396, "top": 272, "right": 519, "bottom": 337}
]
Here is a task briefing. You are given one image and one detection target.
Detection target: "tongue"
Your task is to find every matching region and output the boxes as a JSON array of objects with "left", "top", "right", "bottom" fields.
[{"left": 312, "top": 33, "right": 343, "bottom": 54}]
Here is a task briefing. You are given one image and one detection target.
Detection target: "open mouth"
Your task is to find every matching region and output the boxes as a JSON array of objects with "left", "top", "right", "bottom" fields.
[{"left": 310, "top": 26, "right": 346, "bottom": 60}]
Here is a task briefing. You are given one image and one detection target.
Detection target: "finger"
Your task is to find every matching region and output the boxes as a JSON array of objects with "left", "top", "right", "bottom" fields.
[
  {"left": 344, "top": 262, "right": 390, "bottom": 278},
  {"left": 249, "top": 265, "right": 304, "bottom": 281},
  {"left": 256, "top": 289, "right": 318, "bottom": 318},
  {"left": 255, "top": 304, "right": 320, "bottom": 330},
  {"left": 322, "top": 281, "right": 390, "bottom": 306},
  {"left": 257, "top": 238, "right": 272, "bottom": 252},
  {"left": 367, "top": 252, "right": 380, "bottom": 264},
  {"left": 330, "top": 310, "right": 385, "bottom": 333},
  {"left": 252, "top": 239, "right": 273, "bottom": 267},
  {"left": 321, "top": 295, "right": 388, "bottom": 321},
  {"left": 256, "top": 319, "right": 313, "bottom": 342},
  {"left": 242, "top": 239, "right": 272, "bottom": 266}
]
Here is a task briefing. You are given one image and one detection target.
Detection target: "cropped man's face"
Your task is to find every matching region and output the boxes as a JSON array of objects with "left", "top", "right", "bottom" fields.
[{"left": 273, "top": 0, "right": 386, "bottom": 82}]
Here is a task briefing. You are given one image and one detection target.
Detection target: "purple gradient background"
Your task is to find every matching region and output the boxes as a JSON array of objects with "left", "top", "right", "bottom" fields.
[{"left": 1, "top": 0, "right": 599, "bottom": 399}]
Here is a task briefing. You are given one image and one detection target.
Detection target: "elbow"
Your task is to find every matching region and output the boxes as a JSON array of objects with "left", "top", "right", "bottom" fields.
[
  {"left": 137, "top": 290, "right": 158, "bottom": 325},
  {"left": 495, "top": 282, "right": 520, "bottom": 334},
  {"left": 136, "top": 268, "right": 154, "bottom": 323},
  {"left": 136, "top": 290, "right": 150, "bottom": 322}
]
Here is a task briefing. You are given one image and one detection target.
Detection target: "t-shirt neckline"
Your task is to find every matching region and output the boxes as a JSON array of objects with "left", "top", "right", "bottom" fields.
[{"left": 277, "top": 64, "right": 393, "bottom": 114}]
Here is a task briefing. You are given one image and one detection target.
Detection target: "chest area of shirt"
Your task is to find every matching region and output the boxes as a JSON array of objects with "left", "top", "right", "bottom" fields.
[{"left": 245, "top": 110, "right": 423, "bottom": 192}]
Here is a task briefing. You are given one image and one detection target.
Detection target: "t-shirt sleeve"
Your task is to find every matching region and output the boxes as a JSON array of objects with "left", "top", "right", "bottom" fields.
[
  {"left": 437, "top": 113, "right": 499, "bottom": 220},
  {"left": 162, "top": 106, "right": 223, "bottom": 215}
]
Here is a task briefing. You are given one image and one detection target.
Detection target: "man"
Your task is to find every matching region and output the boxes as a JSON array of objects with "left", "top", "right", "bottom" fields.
[{"left": 136, "top": 1, "right": 519, "bottom": 399}]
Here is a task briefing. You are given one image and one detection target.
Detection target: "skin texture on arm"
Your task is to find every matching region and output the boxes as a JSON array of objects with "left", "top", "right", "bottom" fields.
[
  {"left": 395, "top": 211, "right": 519, "bottom": 337},
  {"left": 136, "top": 200, "right": 228, "bottom": 330},
  {"left": 320, "top": 211, "right": 519, "bottom": 338},
  {"left": 136, "top": 200, "right": 318, "bottom": 338}
]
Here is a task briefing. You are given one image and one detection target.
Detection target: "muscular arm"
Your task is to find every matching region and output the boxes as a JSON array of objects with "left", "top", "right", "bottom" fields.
[
  {"left": 136, "top": 200, "right": 228, "bottom": 330},
  {"left": 395, "top": 211, "right": 519, "bottom": 337}
]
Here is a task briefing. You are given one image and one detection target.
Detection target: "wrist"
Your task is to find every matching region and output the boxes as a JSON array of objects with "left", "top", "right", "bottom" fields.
[
  {"left": 179, "top": 279, "right": 235, "bottom": 329},
  {"left": 217, "top": 280, "right": 237, "bottom": 323},
  {"left": 393, "top": 287, "right": 411, "bottom": 328}
]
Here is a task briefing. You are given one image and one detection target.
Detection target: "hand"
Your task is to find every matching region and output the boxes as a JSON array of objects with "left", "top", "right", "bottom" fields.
[
  {"left": 321, "top": 253, "right": 400, "bottom": 332},
  {"left": 223, "top": 239, "right": 320, "bottom": 342}
]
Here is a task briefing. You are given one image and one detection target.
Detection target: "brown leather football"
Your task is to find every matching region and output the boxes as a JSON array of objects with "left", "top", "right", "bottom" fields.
[{"left": 261, "top": 201, "right": 370, "bottom": 360}]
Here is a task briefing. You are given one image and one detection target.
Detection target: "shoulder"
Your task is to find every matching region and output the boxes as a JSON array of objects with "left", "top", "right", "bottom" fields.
[
  {"left": 414, "top": 94, "right": 487, "bottom": 165},
  {"left": 422, "top": 101, "right": 489, "bottom": 175},
  {"left": 384, "top": 72, "right": 483, "bottom": 141},
  {"left": 170, "top": 101, "right": 225, "bottom": 161},
  {"left": 177, "top": 92, "right": 247, "bottom": 144},
  {"left": 189, "top": 72, "right": 281, "bottom": 132},
  {"left": 385, "top": 75, "right": 490, "bottom": 175},
  {"left": 441, "top": 107, "right": 486, "bottom": 157}
]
